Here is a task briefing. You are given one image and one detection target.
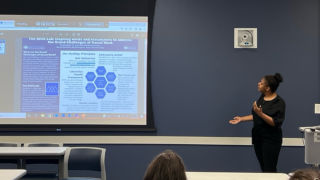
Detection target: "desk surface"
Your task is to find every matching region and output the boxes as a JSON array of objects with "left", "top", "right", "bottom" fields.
[
  {"left": 0, "top": 169, "right": 27, "bottom": 180},
  {"left": 186, "top": 172, "right": 289, "bottom": 180},
  {"left": 0, "top": 147, "right": 67, "bottom": 155},
  {"left": 0, "top": 147, "right": 67, "bottom": 180}
]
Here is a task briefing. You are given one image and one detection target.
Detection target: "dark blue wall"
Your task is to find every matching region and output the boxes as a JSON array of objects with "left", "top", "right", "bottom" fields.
[
  {"left": 151, "top": 0, "right": 320, "bottom": 138},
  {"left": 104, "top": 0, "right": 318, "bottom": 179},
  {"left": 105, "top": 0, "right": 318, "bottom": 179},
  {"left": 103, "top": 145, "right": 305, "bottom": 180}
]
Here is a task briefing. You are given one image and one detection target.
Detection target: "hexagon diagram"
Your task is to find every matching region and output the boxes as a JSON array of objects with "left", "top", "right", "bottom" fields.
[
  {"left": 96, "top": 66, "right": 106, "bottom": 75},
  {"left": 85, "top": 72, "right": 96, "bottom": 81},
  {"left": 106, "top": 72, "right": 116, "bottom": 82},
  {"left": 85, "top": 66, "right": 117, "bottom": 99},
  {"left": 95, "top": 89, "right": 106, "bottom": 99},
  {"left": 85, "top": 83, "right": 96, "bottom": 93},
  {"left": 94, "top": 77, "right": 107, "bottom": 88},
  {"left": 106, "top": 83, "right": 116, "bottom": 93}
]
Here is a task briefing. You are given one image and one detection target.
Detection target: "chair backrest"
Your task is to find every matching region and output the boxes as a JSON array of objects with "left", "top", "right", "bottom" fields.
[
  {"left": 24, "top": 143, "right": 62, "bottom": 147},
  {"left": 63, "top": 147, "right": 106, "bottom": 180},
  {"left": 0, "top": 142, "right": 21, "bottom": 147}
]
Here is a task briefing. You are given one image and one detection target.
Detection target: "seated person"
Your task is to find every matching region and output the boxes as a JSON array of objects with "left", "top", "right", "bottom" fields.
[
  {"left": 289, "top": 168, "right": 320, "bottom": 180},
  {"left": 144, "top": 149, "right": 187, "bottom": 180}
]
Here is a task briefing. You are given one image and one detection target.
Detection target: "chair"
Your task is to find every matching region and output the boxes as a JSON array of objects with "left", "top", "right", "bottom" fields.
[
  {"left": 23, "top": 143, "right": 63, "bottom": 176},
  {"left": 25, "top": 143, "right": 63, "bottom": 147},
  {"left": 0, "top": 143, "right": 20, "bottom": 147},
  {"left": 63, "top": 147, "right": 106, "bottom": 180},
  {"left": 0, "top": 142, "right": 21, "bottom": 168}
]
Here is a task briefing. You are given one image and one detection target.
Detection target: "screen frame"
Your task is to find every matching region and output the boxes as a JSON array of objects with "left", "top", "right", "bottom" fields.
[{"left": 0, "top": 0, "right": 156, "bottom": 132}]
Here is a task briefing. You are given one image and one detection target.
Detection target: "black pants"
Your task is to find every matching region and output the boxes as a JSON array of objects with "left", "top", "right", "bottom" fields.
[{"left": 253, "top": 140, "right": 282, "bottom": 172}]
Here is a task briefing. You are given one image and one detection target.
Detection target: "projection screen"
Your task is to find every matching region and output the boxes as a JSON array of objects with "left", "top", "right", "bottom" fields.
[{"left": 0, "top": 15, "right": 153, "bottom": 131}]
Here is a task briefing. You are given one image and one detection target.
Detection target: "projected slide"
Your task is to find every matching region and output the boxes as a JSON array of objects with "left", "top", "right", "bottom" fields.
[{"left": 0, "top": 15, "right": 148, "bottom": 126}]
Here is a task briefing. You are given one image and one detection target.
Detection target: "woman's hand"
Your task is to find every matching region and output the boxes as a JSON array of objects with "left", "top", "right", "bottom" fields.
[
  {"left": 229, "top": 116, "right": 242, "bottom": 124},
  {"left": 253, "top": 101, "right": 263, "bottom": 116}
]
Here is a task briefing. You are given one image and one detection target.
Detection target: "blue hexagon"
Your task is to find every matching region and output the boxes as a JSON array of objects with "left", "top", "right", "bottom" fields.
[
  {"left": 95, "top": 89, "right": 106, "bottom": 99},
  {"left": 85, "top": 83, "right": 96, "bottom": 93},
  {"left": 106, "top": 83, "right": 116, "bottom": 93},
  {"left": 106, "top": 72, "right": 116, "bottom": 82},
  {"left": 96, "top": 66, "right": 106, "bottom": 75},
  {"left": 94, "top": 77, "right": 107, "bottom": 88},
  {"left": 85, "top": 72, "right": 96, "bottom": 81}
]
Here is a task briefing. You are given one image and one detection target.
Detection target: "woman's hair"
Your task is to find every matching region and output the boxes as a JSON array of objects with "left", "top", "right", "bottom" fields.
[
  {"left": 143, "top": 149, "right": 187, "bottom": 180},
  {"left": 289, "top": 168, "right": 320, "bottom": 180},
  {"left": 264, "top": 73, "right": 283, "bottom": 93}
]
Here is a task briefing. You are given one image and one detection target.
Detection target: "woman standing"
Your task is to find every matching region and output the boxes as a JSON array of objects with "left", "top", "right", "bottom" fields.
[{"left": 229, "top": 73, "right": 286, "bottom": 172}]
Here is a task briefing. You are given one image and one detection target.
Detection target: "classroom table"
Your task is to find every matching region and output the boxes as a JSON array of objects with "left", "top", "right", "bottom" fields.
[
  {"left": 186, "top": 171, "right": 289, "bottom": 180},
  {"left": 0, "top": 169, "right": 27, "bottom": 180},
  {"left": 0, "top": 147, "right": 67, "bottom": 180}
]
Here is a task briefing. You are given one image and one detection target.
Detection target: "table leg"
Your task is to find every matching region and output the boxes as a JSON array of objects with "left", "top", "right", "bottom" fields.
[
  {"left": 17, "top": 159, "right": 26, "bottom": 169},
  {"left": 58, "top": 155, "right": 64, "bottom": 180}
]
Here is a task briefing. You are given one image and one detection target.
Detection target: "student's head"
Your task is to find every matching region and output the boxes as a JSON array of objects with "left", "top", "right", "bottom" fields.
[
  {"left": 289, "top": 168, "right": 320, "bottom": 180},
  {"left": 258, "top": 73, "right": 283, "bottom": 94},
  {"left": 143, "top": 149, "right": 187, "bottom": 180}
]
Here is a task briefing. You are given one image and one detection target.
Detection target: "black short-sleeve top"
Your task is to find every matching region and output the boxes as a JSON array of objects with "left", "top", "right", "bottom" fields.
[{"left": 251, "top": 94, "right": 286, "bottom": 144}]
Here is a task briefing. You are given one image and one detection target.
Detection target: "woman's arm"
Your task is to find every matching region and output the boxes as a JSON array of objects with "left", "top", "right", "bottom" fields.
[
  {"left": 229, "top": 115, "right": 253, "bottom": 124},
  {"left": 253, "top": 101, "right": 275, "bottom": 126}
]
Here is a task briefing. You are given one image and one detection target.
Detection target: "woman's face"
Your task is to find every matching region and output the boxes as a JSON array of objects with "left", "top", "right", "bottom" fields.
[{"left": 257, "top": 78, "right": 269, "bottom": 93}]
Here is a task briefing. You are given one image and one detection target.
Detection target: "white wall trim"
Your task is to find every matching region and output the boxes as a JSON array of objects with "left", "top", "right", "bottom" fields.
[{"left": 0, "top": 136, "right": 304, "bottom": 146}]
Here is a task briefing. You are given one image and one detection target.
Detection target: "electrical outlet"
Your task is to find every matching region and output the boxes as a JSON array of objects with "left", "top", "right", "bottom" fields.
[{"left": 315, "top": 104, "right": 320, "bottom": 114}]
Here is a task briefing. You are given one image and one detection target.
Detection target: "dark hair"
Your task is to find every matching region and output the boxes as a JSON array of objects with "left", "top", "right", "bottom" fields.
[
  {"left": 289, "top": 168, "right": 320, "bottom": 180},
  {"left": 264, "top": 73, "right": 283, "bottom": 93},
  {"left": 143, "top": 149, "right": 187, "bottom": 180}
]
